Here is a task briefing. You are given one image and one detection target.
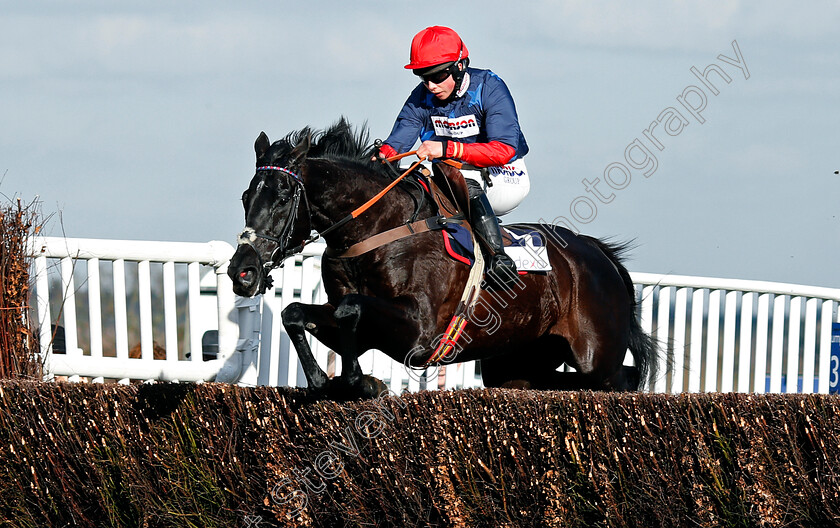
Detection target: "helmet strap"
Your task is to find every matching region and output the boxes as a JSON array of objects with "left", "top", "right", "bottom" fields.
[{"left": 442, "top": 60, "right": 469, "bottom": 103}]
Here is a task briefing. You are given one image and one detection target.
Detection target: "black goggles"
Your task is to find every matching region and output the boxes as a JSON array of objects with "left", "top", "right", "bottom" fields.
[{"left": 421, "top": 69, "right": 452, "bottom": 85}]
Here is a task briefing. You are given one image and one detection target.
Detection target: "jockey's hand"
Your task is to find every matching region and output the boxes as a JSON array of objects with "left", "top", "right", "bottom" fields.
[
  {"left": 372, "top": 143, "right": 397, "bottom": 162},
  {"left": 416, "top": 140, "right": 444, "bottom": 161}
]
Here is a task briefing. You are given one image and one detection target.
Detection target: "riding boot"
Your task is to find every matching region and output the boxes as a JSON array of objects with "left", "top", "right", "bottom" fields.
[{"left": 469, "top": 190, "right": 519, "bottom": 288}]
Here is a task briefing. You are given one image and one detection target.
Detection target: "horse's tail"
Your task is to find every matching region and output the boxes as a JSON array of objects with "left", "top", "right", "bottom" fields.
[{"left": 579, "top": 236, "right": 659, "bottom": 389}]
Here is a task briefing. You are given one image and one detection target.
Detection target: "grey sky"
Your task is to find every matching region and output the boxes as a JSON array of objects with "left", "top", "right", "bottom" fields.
[{"left": 1, "top": 1, "right": 838, "bottom": 288}]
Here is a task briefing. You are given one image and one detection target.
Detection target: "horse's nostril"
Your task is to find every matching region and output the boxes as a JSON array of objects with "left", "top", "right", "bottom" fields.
[
  {"left": 241, "top": 269, "right": 259, "bottom": 286},
  {"left": 233, "top": 267, "right": 256, "bottom": 287}
]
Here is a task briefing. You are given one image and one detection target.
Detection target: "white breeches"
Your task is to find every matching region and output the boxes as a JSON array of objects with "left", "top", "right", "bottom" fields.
[{"left": 461, "top": 158, "right": 530, "bottom": 216}]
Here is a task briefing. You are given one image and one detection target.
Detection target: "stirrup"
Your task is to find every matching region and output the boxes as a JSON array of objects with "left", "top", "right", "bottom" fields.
[{"left": 485, "top": 253, "right": 519, "bottom": 289}]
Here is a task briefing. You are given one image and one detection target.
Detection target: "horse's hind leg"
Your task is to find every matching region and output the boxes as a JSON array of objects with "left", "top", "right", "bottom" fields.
[
  {"left": 554, "top": 262, "right": 639, "bottom": 390},
  {"left": 480, "top": 331, "right": 637, "bottom": 391},
  {"left": 606, "top": 365, "right": 641, "bottom": 391},
  {"left": 480, "top": 336, "right": 572, "bottom": 389},
  {"left": 566, "top": 327, "right": 637, "bottom": 391}
]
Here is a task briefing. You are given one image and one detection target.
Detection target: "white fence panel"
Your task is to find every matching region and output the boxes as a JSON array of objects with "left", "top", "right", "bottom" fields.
[
  {"left": 29, "top": 237, "right": 239, "bottom": 383},
  {"left": 632, "top": 273, "right": 840, "bottom": 395}
]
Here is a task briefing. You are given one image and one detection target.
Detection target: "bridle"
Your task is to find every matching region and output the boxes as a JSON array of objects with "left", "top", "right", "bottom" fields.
[{"left": 238, "top": 165, "right": 315, "bottom": 293}]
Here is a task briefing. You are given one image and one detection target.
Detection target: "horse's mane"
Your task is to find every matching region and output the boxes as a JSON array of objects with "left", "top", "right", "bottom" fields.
[{"left": 270, "top": 117, "right": 382, "bottom": 168}]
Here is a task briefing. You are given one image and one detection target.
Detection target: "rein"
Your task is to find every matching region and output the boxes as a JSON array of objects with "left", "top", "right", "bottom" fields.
[
  {"left": 243, "top": 151, "right": 461, "bottom": 292},
  {"left": 319, "top": 154, "right": 426, "bottom": 238},
  {"left": 318, "top": 150, "right": 461, "bottom": 229}
]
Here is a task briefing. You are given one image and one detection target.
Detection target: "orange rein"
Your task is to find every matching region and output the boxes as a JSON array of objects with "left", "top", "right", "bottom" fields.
[{"left": 349, "top": 151, "right": 463, "bottom": 219}]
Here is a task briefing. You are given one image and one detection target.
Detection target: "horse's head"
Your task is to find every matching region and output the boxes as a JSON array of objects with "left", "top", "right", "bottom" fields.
[{"left": 228, "top": 131, "right": 313, "bottom": 297}]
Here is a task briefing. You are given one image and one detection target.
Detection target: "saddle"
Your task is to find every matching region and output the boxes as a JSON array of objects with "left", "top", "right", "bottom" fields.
[
  {"left": 432, "top": 163, "right": 551, "bottom": 272},
  {"left": 442, "top": 223, "right": 551, "bottom": 272}
]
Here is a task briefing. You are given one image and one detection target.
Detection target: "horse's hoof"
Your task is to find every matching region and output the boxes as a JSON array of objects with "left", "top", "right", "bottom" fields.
[
  {"left": 327, "top": 375, "right": 389, "bottom": 401},
  {"left": 358, "top": 375, "right": 390, "bottom": 399},
  {"left": 501, "top": 379, "right": 532, "bottom": 390},
  {"left": 304, "top": 379, "right": 333, "bottom": 401}
]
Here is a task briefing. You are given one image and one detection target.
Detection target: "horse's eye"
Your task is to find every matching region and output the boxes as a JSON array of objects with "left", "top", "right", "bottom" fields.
[{"left": 241, "top": 190, "right": 251, "bottom": 215}]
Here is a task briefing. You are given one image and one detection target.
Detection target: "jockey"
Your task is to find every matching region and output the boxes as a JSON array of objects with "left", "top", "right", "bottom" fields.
[{"left": 377, "top": 26, "right": 530, "bottom": 286}]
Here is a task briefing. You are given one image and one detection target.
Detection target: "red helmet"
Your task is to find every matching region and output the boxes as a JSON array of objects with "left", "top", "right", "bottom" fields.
[{"left": 404, "top": 26, "right": 469, "bottom": 70}]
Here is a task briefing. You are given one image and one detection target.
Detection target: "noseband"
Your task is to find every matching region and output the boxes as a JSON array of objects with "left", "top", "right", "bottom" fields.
[{"left": 239, "top": 165, "right": 314, "bottom": 294}]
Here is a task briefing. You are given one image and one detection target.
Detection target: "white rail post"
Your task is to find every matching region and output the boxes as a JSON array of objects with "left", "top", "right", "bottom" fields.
[
  {"left": 653, "top": 286, "right": 671, "bottom": 393},
  {"left": 769, "top": 295, "right": 787, "bottom": 393},
  {"left": 639, "top": 285, "right": 654, "bottom": 391},
  {"left": 704, "top": 290, "right": 722, "bottom": 392},
  {"left": 720, "top": 290, "right": 738, "bottom": 393},
  {"left": 258, "top": 279, "right": 278, "bottom": 386},
  {"left": 266, "top": 267, "right": 286, "bottom": 386},
  {"left": 212, "top": 241, "right": 241, "bottom": 383},
  {"left": 786, "top": 297, "right": 803, "bottom": 393},
  {"left": 87, "top": 258, "right": 103, "bottom": 358},
  {"left": 801, "top": 298, "right": 818, "bottom": 393},
  {"left": 34, "top": 254, "right": 52, "bottom": 358},
  {"left": 113, "top": 258, "right": 129, "bottom": 359},
  {"left": 59, "top": 257, "right": 80, "bottom": 357},
  {"left": 187, "top": 261, "right": 203, "bottom": 363},
  {"left": 137, "top": 260, "right": 153, "bottom": 360},
  {"left": 753, "top": 293, "right": 771, "bottom": 394},
  {"left": 737, "top": 292, "right": 755, "bottom": 392},
  {"left": 688, "top": 289, "right": 705, "bottom": 393},
  {"left": 671, "top": 287, "right": 689, "bottom": 393},
  {"left": 162, "top": 261, "right": 178, "bottom": 361}
]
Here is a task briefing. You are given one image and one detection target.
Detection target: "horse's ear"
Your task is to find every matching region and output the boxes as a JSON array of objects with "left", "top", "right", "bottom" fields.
[
  {"left": 255, "top": 132, "right": 270, "bottom": 159},
  {"left": 288, "top": 133, "right": 311, "bottom": 168}
]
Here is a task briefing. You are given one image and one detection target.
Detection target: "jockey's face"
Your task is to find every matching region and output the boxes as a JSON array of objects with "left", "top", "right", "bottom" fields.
[
  {"left": 425, "top": 75, "right": 456, "bottom": 100},
  {"left": 421, "top": 63, "right": 461, "bottom": 100}
]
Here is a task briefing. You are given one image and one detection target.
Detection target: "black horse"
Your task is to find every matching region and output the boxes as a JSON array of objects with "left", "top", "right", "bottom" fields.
[{"left": 228, "top": 119, "right": 656, "bottom": 399}]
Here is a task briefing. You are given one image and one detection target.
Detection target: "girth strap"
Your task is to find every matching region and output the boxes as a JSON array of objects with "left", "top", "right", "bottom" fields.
[{"left": 325, "top": 215, "right": 463, "bottom": 259}]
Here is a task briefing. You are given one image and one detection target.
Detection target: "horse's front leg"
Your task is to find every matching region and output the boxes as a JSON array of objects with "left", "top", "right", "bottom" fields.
[
  {"left": 281, "top": 302, "right": 341, "bottom": 392},
  {"left": 332, "top": 293, "right": 421, "bottom": 400}
]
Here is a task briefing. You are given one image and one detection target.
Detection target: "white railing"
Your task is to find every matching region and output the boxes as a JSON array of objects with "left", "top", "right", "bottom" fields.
[
  {"left": 30, "top": 237, "right": 840, "bottom": 393},
  {"left": 632, "top": 273, "right": 840, "bottom": 394},
  {"left": 30, "top": 237, "right": 239, "bottom": 383}
]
